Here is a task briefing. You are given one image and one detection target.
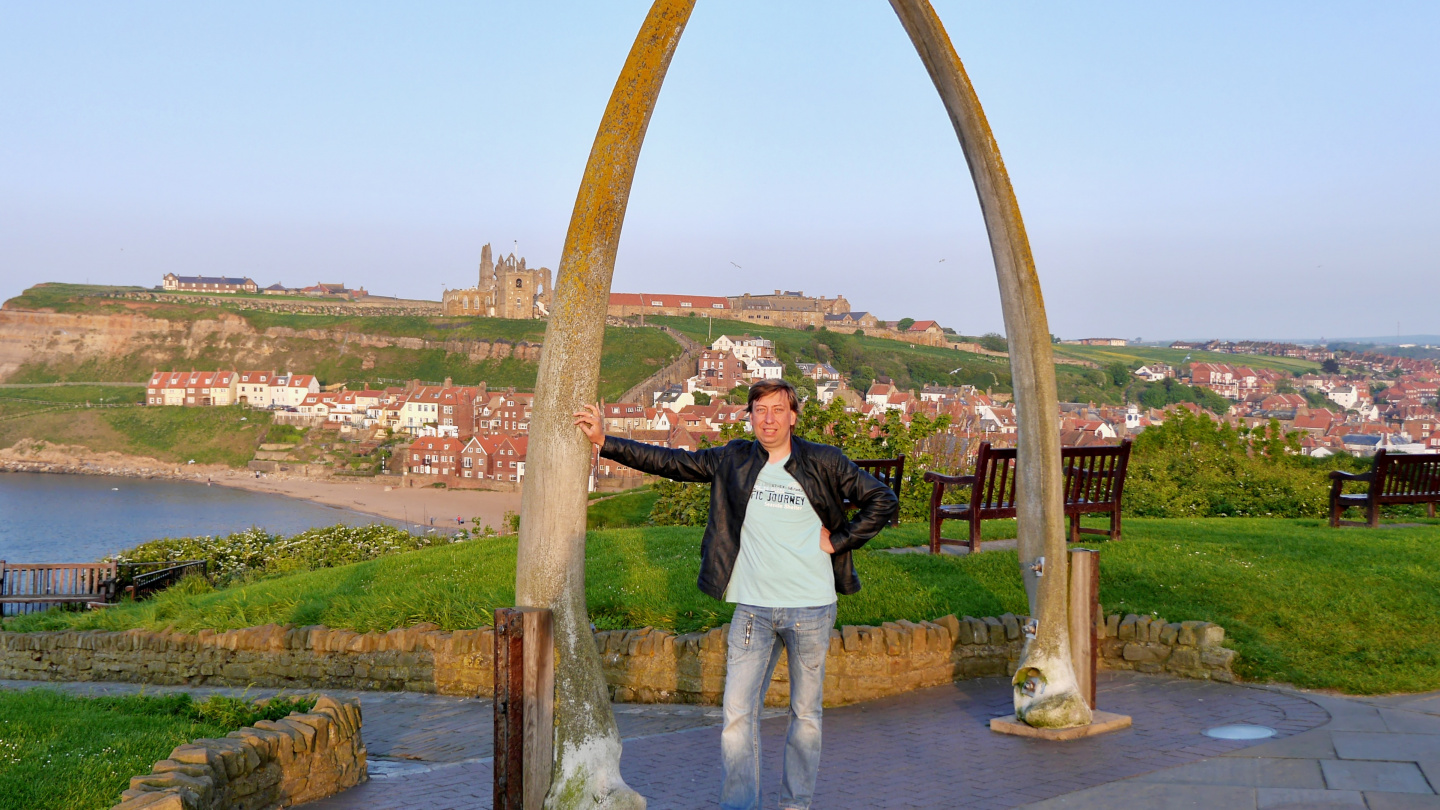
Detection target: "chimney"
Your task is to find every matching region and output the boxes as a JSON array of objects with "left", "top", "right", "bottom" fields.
[{"left": 444, "top": 377, "right": 453, "bottom": 388}]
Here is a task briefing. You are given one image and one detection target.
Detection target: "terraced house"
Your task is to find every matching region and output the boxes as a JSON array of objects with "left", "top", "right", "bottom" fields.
[{"left": 145, "top": 370, "right": 237, "bottom": 406}]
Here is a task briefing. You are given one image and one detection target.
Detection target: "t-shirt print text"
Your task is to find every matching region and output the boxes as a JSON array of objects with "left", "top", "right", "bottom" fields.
[{"left": 752, "top": 482, "right": 808, "bottom": 510}]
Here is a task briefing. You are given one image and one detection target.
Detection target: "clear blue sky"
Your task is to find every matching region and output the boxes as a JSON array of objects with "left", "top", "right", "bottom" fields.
[{"left": 2, "top": 2, "right": 1435, "bottom": 341}]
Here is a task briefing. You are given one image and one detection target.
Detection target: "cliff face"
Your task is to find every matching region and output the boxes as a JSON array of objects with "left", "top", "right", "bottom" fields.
[{"left": 0, "top": 308, "right": 542, "bottom": 382}]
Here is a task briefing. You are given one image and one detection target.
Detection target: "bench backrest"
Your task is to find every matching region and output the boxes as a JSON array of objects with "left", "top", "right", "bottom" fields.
[
  {"left": 0, "top": 561, "right": 117, "bottom": 614},
  {"left": 1374, "top": 450, "right": 1440, "bottom": 502},
  {"left": 1061, "top": 440, "right": 1134, "bottom": 507},
  {"left": 970, "top": 442, "right": 1019, "bottom": 512},
  {"left": 967, "top": 440, "right": 1132, "bottom": 512},
  {"left": 0, "top": 561, "right": 116, "bottom": 596},
  {"left": 847, "top": 454, "right": 906, "bottom": 527}
]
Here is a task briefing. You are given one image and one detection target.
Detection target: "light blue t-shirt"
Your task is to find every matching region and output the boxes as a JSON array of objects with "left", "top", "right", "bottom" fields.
[{"left": 724, "top": 456, "right": 836, "bottom": 608}]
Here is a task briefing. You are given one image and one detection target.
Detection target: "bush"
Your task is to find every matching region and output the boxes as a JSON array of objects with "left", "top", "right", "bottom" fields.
[
  {"left": 1123, "top": 409, "right": 1354, "bottom": 518},
  {"left": 110, "top": 524, "right": 464, "bottom": 584}
]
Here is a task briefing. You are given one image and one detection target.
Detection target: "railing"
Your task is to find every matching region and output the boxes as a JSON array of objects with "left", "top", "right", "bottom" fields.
[
  {"left": 119, "top": 560, "right": 208, "bottom": 601},
  {"left": 0, "top": 561, "right": 118, "bottom": 616}
]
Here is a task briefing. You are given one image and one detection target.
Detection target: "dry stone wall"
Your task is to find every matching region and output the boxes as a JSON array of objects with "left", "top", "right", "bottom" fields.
[
  {"left": 0, "top": 613, "right": 1234, "bottom": 707},
  {"left": 113, "top": 694, "right": 365, "bottom": 810}
]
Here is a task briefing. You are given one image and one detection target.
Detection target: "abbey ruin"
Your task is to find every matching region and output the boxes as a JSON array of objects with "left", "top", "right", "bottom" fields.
[{"left": 442, "top": 243, "right": 553, "bottom": 319}]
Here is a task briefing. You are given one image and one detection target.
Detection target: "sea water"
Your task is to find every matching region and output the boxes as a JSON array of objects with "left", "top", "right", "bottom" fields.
[{"left": 0, "top": 472, "right": 397, "bottom": 563}]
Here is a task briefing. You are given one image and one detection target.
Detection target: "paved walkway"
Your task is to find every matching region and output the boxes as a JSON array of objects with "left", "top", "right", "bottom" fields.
[
  {"left": 9, "top": 674, "right": 1438, "bottom": 808},
  {"left": 1025, "top": 686, "right": 1440, "bottom": 810}
]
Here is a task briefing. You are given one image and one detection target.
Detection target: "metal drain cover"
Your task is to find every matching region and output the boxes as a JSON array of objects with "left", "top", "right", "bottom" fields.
[{"left": 1204, "top": 724, "right": 1276, "bottom": 740}]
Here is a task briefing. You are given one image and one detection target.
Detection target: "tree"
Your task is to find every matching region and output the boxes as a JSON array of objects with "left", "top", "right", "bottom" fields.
[
  {"left": 1107, "top": 362, "right": 1130, "bottom": 388},
  {"left": 1139, "top": 383, "right": 1167, "bottom": 410},
  {"left": 1322, "top": 358, "right": 1341, "bottom": 374},
  {"left": 1275, "top": 379, "right": 1296, "bottom": 394},
  {"left": 897, "top": 317, "right": 916, "bottom": 331},
  {"left": 978, "top": 332, "right": 1008, "bottom": 353},
  {"left": 725, "top": 384, "right": 750, "bottom": 405},
  {"left": 691, "top": 391, "right": 711, "bottom": 405}
]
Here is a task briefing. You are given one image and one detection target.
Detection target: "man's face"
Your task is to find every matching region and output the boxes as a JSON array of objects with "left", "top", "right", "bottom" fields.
[{"left": 750, "top": 390, "right": 796, "bottom": 450}]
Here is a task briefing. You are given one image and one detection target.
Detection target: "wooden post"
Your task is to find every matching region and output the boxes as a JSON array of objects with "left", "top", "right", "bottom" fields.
[
  {"left": 494, "top": 607, "right": 555, "bottom": 810},
  {"left": 1068, "top": 549, "right": 1099, "bottom": 709}
]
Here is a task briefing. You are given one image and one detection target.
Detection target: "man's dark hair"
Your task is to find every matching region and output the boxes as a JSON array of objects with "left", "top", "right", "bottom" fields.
[{"left": 746, "top": 378, "right": 799, "bottom": 414}]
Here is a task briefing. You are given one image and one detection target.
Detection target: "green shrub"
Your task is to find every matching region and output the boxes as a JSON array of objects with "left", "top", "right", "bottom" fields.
[
  {"left": 111, "top": 524, "right": 464, "bottom": 583},
  {"left": 1123, "top": 409, "right": 1359, "bottom": 518}
]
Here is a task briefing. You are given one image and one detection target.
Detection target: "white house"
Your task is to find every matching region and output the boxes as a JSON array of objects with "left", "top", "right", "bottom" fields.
[
  {"left": 748, "top": 359, "right": 784, "bottom": 380},
  {"left": 1327, "top": 385, "right": 1360, "bottom": 410},
  {"left": 711, "top": 335, "right": 776, "bottom": 365},
  {"left": 1133, "top": 364, "right": 1174, "bottom": 382},
  {"left": 270, "top": 374, "right": 320, "bottom": 409}
]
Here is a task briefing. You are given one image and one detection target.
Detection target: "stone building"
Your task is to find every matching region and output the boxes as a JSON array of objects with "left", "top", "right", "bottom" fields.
[
  {"left": 727, "top": 290, "right": 851, "bottom": 329},
  {"left": 443, "top": 243, "right": 553, "bottom": 319}
]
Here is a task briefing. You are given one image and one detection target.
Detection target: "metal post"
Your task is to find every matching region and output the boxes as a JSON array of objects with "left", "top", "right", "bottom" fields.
[
  {"left": 1068, "top": 549, "right": 1099, "bottom": 709},
  {"left": 494, "top": 607, "right": 555, "bottom": 810}
]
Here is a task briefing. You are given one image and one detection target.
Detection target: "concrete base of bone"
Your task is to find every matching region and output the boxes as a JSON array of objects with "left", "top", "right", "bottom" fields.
[{"left": 990, "top": 710, "right": 1133, "bottom": 741}]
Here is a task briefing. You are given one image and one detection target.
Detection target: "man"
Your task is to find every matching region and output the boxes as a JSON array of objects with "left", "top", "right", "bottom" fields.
[{"left": 574, "top": 378, "right": 898, "bottom": 810}]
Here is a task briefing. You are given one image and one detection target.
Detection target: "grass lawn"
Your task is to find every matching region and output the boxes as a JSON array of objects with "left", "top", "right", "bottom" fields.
[
  {"left": 7, "top": 518, "right": 1438, "bottom": 695},
  {"left": 0, "top": 690, "right": 313, "bottom": 810},
  {"left": 587, "top": 487, "right": 659, "bottom": 530}
]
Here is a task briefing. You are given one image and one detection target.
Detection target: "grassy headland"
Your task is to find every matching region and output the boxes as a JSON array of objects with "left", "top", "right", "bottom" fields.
[
  {"left": 0, "top": 398, "right": 268, "bottom": 467},
  {"left": 8, "top": 517, "right": 1438, "bottom": 695}
]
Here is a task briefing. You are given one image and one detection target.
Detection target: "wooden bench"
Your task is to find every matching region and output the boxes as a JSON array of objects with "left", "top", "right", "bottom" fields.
[
  {"left": 0, "top": 561, "right": 118, "bottom": 615},
  {"left": 923, "top": 440, "right": 1133, "bottom": 554},
  {"left": 843, "top": 454, "right": 905, "bottom": 527},
  {"left": 1329, "top": 449, "right": 1440, "bottom": 528}
]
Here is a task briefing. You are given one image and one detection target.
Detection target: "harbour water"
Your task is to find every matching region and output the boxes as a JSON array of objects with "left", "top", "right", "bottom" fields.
[{"left": 0, "top": 472, "right": 396, "bottom": 563}]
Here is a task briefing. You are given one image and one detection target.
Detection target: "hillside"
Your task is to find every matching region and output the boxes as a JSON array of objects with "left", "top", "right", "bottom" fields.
[
  {"left": 0, "top": 386, "right": 267, "bottom": 467},
  {"left": 2, "top": 284, "right": 677, "bottom": 400},
  {"left": 1053, "top": 343, "right": 1321, "bottom": 376},
  {"left": 649, "top": 314, "right": 1149, "bottom": 405}
]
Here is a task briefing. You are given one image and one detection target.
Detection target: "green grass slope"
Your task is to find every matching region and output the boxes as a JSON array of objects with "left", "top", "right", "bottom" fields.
[
  {"left": 1053, "top": 344, "right": 1321, "bottom": 375},
  {"left": 9, "top": 518, "right": 1438, "bottom": 694},
  {"left": 0, "top": 399, "right": 268, "bottom": 466}
]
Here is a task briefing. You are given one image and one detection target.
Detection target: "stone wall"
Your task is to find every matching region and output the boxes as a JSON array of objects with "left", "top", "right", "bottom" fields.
[
  {"left": 113, "top": 694, "right": 366, "bottom": 810},
  {"left": 0, "top": 613, "right": 1234, "bottom": 707}
]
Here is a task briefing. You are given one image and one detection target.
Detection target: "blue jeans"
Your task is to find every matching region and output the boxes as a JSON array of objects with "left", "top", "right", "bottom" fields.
[{"left": 720, "top": 603, "right": 837, "bottom": 810}]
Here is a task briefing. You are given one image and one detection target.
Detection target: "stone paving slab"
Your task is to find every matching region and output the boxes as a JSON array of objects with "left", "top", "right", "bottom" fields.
[
  {"left": 1334, "top": 732, "right": 1440, "bottom": 762},
  {"left": 1321, "top": 759, "right": 1432, "bottom": 793},
  {"left": 1366, "top": 794, "right": 1440, "bottom": 809}
]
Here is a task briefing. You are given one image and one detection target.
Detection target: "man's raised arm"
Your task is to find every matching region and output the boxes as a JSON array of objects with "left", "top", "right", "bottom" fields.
[{"left": 573, "top": 402, "right": 719, "bottom": 483}]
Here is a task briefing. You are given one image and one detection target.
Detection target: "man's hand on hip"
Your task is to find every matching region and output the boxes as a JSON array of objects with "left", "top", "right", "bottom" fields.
[
  {"left": 572, "top": 402, "right": 606, "bottom": 448},
  {"left": 820, "top": 526, "right": 834, "bottom": 554}
]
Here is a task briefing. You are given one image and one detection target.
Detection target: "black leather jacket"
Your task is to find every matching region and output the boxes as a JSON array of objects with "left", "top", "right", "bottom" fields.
[{"left": 599, "top": 434, "right": 899, "bottom": 600}]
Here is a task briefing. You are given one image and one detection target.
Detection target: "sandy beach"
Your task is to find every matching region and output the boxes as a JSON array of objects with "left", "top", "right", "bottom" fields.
[
  {"left": 219, "top": 472, "right": 522, "bottom": 531},
  {"left": 0, "top": 440, "right": 522, "bottom": 531}
]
